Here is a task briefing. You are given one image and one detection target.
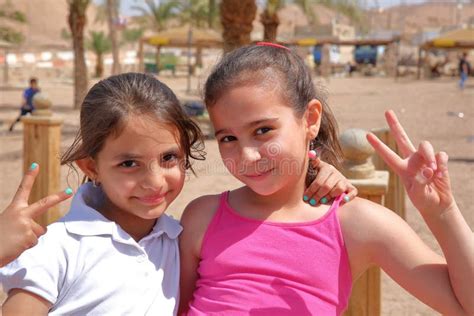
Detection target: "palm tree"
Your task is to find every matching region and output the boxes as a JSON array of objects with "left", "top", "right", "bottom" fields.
[
  {"left": 260, "top": 0, "right": 314, "bottom": 43},
  {"left": 0, "top": 1, "right": 27, "bottom": 44},
  {"left": 87, "top": 31, "right": 111, "bottom": 77},
  {"left": 132, "top": 0, "right": 179, "bottom": 32},
  {"left": 220, "top": 0, "right": 257, "bottom": 53},
  {"left": 67, "top": 0, "right": 90, "bottom": 109},
  {"left": 106, "top": 0, "right": 121, "bottom": 74},
  {"left": 179, "top": 0, "right": 209, "bottom": 28},
  {"left": 132, "top": 0, "right": 179, "bottom": 71},
  {"left": 208, "top": 0, "right": 218, "bottom": 28},
  {"left": 260, "top": 0, "right": 363, "bottom": 43}
]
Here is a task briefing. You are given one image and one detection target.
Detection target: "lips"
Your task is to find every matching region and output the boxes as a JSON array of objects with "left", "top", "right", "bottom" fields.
[
  {"left": 244, "top": 168, "right": 274, "bottom": 179},
  {"left": 136, "top": 191, "right": 167, "bottom": 205}
]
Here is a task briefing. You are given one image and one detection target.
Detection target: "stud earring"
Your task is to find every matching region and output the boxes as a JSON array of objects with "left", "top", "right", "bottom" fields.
[{"left": 92, "top": 178, "right": 100, "bottom": 187}]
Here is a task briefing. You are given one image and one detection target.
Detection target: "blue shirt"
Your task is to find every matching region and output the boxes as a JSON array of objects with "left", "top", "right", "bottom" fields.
[{"left": 23, "top": 87, "right": 40, "bottom": 110}]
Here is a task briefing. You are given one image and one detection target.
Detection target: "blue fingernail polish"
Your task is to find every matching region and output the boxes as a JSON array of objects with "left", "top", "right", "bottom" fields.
[
  {"left": 321, "top": 197, "right": 328, "bottom": 204},
  {"left": 309, "top": 199, "right": 316, "bottom": 206},
  {"left": 65, "top": 188, "right": 73, "bottom": 195},
  {"left": 303, "top": 195, "right": 309, "bottom": 201},
  {"left": 30, "top": 162, "right": 38, "bottom": 170}
]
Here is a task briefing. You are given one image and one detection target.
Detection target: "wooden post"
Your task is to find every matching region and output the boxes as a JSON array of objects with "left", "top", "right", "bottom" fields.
[
  {"left": 138, "top": 38, "right": 144, "bottom": 73},
  {"left": 340, "top": 128, "right": 389, "bottom": 316},
  {"left": 371, "top": 127, "right": 406, "bottom": 219},
  {"left": 384, "top": 42, "right": 398, "bottom": 78},
  {"left": 320, "top": 44, "right": 331, "bottom": 78},
  {"left": 22, "top": 93, "right": 63, "bottom": 226}
]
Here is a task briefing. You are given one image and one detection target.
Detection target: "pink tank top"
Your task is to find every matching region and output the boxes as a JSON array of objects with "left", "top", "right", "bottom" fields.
[{"left": 186, "top": 192, "right": 352, "bottom": 316}]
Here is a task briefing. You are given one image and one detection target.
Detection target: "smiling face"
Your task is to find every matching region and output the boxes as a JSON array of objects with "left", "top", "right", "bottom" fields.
[
  {"left": 77, "top": 114, "right": 186, "bottom": 232},
  {"left": 209, "top": 83, "right": 317, "bottom": 197}
]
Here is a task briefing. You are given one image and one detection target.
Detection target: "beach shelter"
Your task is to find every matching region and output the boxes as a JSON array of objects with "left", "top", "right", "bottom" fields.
[
  {"left": 421, "top": 27, "right": 474, "bottom": 50},
  {"left": 138, "top": 25, "right": 222, "bottom": 72},
  {"left": 138, "top": 25, "right": 222, "bottom": 92},
  {"left": 418, "top": 28, "right": 474, "bottom": 78}
]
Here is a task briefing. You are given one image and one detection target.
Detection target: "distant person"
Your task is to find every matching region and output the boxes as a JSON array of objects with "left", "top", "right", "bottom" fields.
[
  {"left": 9, "top": 77, "right": 40, "bottom": 132},
  {"left": 459, "top": 52, "right": 470, "bottom": 90}
]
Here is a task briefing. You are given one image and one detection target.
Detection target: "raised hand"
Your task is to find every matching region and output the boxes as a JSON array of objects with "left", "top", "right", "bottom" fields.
[
  {"left": 366, "top": 110, "right": 455, "bottom": 216},
  {"left": 0, "top": 163, "right": 73, "bottom": 267},
  {"left": 304, "top": 157, "right": 358, "bottom": 206}
]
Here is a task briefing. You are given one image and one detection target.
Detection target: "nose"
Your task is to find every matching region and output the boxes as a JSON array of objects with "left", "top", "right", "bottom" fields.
[
  {"left": 241, "top": 146, "right": 262, "bottom": 166},
  {"left": 140, "top": 160, "right": 164, "bottom": 191}
]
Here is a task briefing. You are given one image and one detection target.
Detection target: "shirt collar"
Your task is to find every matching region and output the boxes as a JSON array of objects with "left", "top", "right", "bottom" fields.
[{"left": 63, "top": 182, "right": 182, "bottom": 240}]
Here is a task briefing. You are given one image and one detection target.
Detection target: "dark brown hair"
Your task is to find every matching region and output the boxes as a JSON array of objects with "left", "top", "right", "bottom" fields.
[
  {"left": 204, "top": 45, "right": 343, "bottom": 186},
  {"left": 61, "top": 72, "right": 205, "bottom": 177}
]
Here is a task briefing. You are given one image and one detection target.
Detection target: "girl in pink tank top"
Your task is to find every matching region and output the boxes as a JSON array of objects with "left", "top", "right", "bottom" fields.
[{"left": 179, "top": 44, "right": 473, "bottom": 316}]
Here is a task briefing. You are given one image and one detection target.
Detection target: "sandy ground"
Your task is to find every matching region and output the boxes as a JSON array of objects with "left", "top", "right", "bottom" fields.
[{"left": 0, "top": 74, "right": 473, "bottom": 315}]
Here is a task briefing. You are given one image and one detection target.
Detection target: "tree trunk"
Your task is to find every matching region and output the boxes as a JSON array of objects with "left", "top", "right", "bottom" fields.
[
  {"left": 195, "top": 46, "right": 203, "bottom": 68},
  {"left": 260, "top": 9, "right": 279, "bottom": 42},
  {"left": 68, "top": 0, "right": 89, "bottom": 109},
  {"left": 106, "top": 0, "right": 121, "bottom": 75},
  {"left": 208, "top": 0, "right": 216, "bottom": 28},
  {"left": 96, "top": 52, "right": 104, "bottom": 78},
  {"left": 220, "top": 0, "right": 257, "bottom": 53},
  {"left": 155, "top": 45, "right": 161, "bottom": 73}
]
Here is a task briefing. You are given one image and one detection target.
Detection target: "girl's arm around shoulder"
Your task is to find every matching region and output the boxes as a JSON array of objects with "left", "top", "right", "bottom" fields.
[
  {"left": 178, "top": 194, "right": 221, "bottom": 314},
  {"left": 2, "top": 289, "right": 51, "bottom": 316},
  {"left": 338, "top": 198, "right": 471, "bottom": 315}
]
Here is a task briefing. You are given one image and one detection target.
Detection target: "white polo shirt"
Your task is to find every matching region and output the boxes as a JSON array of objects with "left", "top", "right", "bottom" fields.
[{"left": 0, "top": 182, "right": 182, "bottom": 315}]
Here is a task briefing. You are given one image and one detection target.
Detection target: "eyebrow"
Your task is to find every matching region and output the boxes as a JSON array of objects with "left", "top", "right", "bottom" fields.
[
  {"left": 214, "top": 118, "right": 279, "bottom": 137},
  {"left": 112, "top": 146, "right": 181, "bottom": 161},
  {"left": 112, "top": 153, "right": 143, "bottom": 161}
]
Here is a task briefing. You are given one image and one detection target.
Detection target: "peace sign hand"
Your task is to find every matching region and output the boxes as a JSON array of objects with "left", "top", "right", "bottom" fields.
[
  {"left": 0, "top": 163, "right": 73, "bottom": 267},
  {"left": 366, "top": 110, "right": 455, "bottom": 217}
]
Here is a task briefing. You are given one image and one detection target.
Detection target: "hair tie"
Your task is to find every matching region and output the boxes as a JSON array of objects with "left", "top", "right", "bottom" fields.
[{"left": 256, "top": 42, "right": 290, "bottom": 51}]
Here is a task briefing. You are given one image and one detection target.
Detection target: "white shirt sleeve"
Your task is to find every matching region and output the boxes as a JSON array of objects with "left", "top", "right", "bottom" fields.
[{"left": 0, "top": 224, "right": 68, "bottom": 305}]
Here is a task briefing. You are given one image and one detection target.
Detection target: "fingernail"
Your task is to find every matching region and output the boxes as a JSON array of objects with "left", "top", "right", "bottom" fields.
[
  {"left": 64, "top": 188, "right": 73, "bottom": 195},
  {"left": 303, "top": 195, "right": 309, "bottom": 201},
  {"left": 430, "top": 162, "right": 437, "bottom": 170},
  {"left": 321, "top": 197, "right": 328, "bottom": 204},
  {"left": 422, "top": 168, "right": 432, "bottom": 179},
  {"left": 343, "top": 195, "right": 350, "bottom": 203},
  {"left": 309, "top": 199, "right": 316, "bottom": 206},
  {"left": 30, "top": 162, "right": 38, "bottom": 170}
]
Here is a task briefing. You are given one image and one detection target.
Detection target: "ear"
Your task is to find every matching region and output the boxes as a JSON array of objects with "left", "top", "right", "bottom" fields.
[
  {"left": 75, "top": 157, "right": 99, "bottom": 181},
  {"left": 304, "top": 99, "right": 322, "bottom": 140}
]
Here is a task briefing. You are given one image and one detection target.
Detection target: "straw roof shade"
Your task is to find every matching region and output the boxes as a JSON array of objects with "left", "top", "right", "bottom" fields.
[
  {"left": 142, "top": 25, "right": 222, "bottom": 48},
  {"left": 422, "top": 28, "right": 474, "bottom": 49}
]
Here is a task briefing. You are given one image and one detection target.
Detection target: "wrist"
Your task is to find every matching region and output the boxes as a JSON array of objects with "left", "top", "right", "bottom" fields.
[{"left": 422, "top": 201, "right": 460, "bottom": 225}]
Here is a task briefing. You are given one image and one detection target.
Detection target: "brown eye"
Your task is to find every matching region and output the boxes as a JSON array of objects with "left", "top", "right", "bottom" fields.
[
  {"left": 220, "top": 135, "right": 237, "bottom": 143},
  {"left": 256, "top": 127, "right": 272, "bottom": 135},
  {"left": 163, "top": 153, "right": 178, "bottom": 162},
  {"left": 120, "top": 160, "right": 137, "bottom": 168}
]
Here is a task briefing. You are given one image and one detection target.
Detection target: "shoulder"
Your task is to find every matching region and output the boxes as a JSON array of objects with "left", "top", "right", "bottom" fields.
[
  {"left": 179, "top": 194, "right": 222, "bottom": 256},
  {"left": 338, "top": 197, "right": 408, "bottom": 242},
  {"left": 337, "top": 197, "right": 418, "bottom": 273},
  {"left": 0, "top": 222, "right": 72, "bottom": 305},
  {"left": 180, "top": 193, "right": 221, "bottom": 228},
  {"left": 180, "top": 194, "right": 221, "bottom": 234}
]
